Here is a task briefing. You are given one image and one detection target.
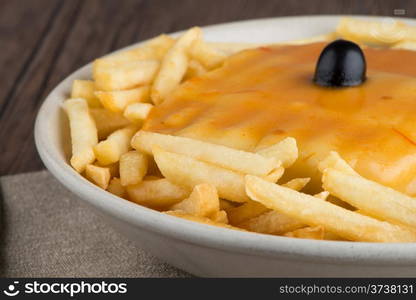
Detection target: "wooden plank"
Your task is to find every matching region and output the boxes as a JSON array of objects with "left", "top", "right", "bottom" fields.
[
  {"left": 1, "top": 0, "right": 415, "bottom": 175},
  {"left": 0, "top": 0, "right": 59, "bottom": 118},
  {"left": 0, "top": 0, "right": 83, "bottom": 175}
]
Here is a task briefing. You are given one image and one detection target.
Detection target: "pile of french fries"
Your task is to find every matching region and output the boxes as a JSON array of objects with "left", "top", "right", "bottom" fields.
[{"left": 64, "top": 18, "right": 416, "bottom": 242}]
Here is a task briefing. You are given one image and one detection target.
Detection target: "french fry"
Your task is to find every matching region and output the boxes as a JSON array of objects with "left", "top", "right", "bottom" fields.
[
  {"left": 107, "top": 177, "right": 126, "bottom": 198},
  {"left": 322, "top": 168, "right": 416, "bottom": 228},
  {"left": 164, "top": 211, "right": 243, "bottom": 231},
  {"left": 227, "top": 200, "right": 269, "bottom": 225},
  {"left": 153, "top": 147, "right": 249, "bottom": 203},
  {"left": 185, "top": 60, "right": 207, "bottom": 80},
  {"left": 94, "top": 34, "right": 175, "bottom": 69},
  {"left": 239, "top": 210, "right": 305, "bottom": 235},
  {"left": 227, "top": 177, "right": 310, "bottom": 225},
  {"left": 127, "top": 178, "right": 189, "bottom": 210},
  {"left": 96, "top": 161, "right": 119, "bottom": 178},
  {"left": 119, "top": 151, "right": 148, "bottom": 186},
  {"left": 171, "top": 184, "right": 219, "bottom": 218},
  {"left": 132, "top": 131, "right": 280, "bottom": 176},
  {"left": 152, "top": 27, "right": 201, "bottom": 104},
  {"left": 245, "top": 175, "right": 416, "bottom": 242},
  {"left": 314, "top": 191, "right": 330, "bottom": 201},
  {"left": 283, "top": 177, "right": 310, "bottom": 191},
  {"left": 318, "top": 151, "right": 358, "bottom": 176},
  {"left": 211, "top": 210, "right": 228, "bottom": 223},
  {"left": 94, "top": 60, "right": 159, "bottom": 91},
  {"left": 71, "top": 80, "right": 101, "bottom": 108},
  {"left": 95, "top": 86, "right": 150, "bottom": 113},
  {"left": 263, "top": 167, "right": 284, "bottom": 183},
  {"left": 94, "top": 125, "right": 138, "bottom": 165},
  {"left": 89, "top": 108, "right": 131, "bottom": 140},
  {"left": 284, "top": 226, "right": 325, "bottom": 240},
  {"left": 256, "top": 137, "right": 298, "bottom": 168},
  {"left": 189, "top": 39, "right": 227, "bottom": 69},
  {"left": 85, "top": 164, "right": 111, "bottom": 189},
  {"left": 63, "top": 98, "right": 98, "bottom": 173},
  {"left": 123, "top": 103, "right": 153, "bottom": 124}
]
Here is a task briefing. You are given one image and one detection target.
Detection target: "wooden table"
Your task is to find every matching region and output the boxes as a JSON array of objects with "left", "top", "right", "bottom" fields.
[{"left": 1, "top": 0, "right": 414, "bottom": 176}]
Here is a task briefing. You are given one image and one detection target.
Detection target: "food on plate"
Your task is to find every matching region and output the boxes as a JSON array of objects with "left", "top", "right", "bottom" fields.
[
  {"left": 171, "top": 183, "right": 221, "bottom": 218},
  {"left": 126, "top": 178, "right": 189, "bottom": 210},
  {"left": 93, "top": 125, "right": 138, "bottom": 165},
  {"left": 85, "top": 164, "right": 111, "bottom": 189},
  {"left": 245, "top": 175, "right": 416, "bottom": 242},
  {"left": 71, "top": 80, "right": 101, "bottom": 108},
  {"left": 123, "top": 102, "right": 154, "bottom": 124},
  {"left": 63, "top": 98, "right": 98, "bottom": 172},
  {"left": 63, "top": 18, "right": 416, "bottom": 242},
  {"left": 119, "top": 151, "right": 148, "bottom": 186},
  {"left": 94, "top": 86, "right": 150, "bottom": 113}
]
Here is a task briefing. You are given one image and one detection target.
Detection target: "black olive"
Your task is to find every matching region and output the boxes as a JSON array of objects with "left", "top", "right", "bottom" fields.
[{"left": 314, "top": 39, "right": 366, "bottom": 87}]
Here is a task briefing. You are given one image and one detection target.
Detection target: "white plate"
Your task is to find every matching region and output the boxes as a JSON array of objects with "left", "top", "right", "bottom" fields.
[{"left": 35, "top": 15, "right": 416, "bottom": 277}]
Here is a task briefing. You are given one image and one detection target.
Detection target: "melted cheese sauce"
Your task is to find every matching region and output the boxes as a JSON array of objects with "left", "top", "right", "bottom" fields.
[{"left": 144, "top": 42, "right": 416, "bottom": 195}]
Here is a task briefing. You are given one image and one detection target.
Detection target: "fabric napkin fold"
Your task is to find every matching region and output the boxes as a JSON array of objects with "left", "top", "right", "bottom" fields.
[{"left": 0, "top": 170, "right": 189, "bottom": 277}]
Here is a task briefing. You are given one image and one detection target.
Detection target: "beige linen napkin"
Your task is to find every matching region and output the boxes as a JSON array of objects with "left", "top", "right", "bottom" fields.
[{"left": 0, "top": 170, "right": 189, "bottom": 277}]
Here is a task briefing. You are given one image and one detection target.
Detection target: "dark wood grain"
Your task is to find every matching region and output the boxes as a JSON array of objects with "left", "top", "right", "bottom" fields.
[{"left": 1, "top": 0, "right": 415, "bottom": 175}]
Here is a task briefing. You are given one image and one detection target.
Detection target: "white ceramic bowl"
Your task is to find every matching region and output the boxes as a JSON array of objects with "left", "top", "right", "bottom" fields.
[{"left": 35, "top": 15, "right": 416, "bottom": 277}]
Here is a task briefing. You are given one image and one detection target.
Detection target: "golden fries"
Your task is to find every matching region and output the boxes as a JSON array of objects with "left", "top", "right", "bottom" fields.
[
  {"left": 119, "top": 151, "right": 148, "bottom": 186},
  {"left": 219, "top": 177, "right": 309, "bottom": 225},
  {"left": 227, "top": 201, "right": 269, "bottom": 225},
  {"left": 85, "top": 164, "right": 111, "bottom": 189},
  {"left": 153, "top": 146, "right": 249, "bottom": 203},
  {"left": 107, "top": 177, "right": 126, "bottom": 198},
  {"left": 171, "top": 183, "right": 219, "bottom": 218},
  {"left": 245, "top": 175, "right": 416, "bottom": 242},
  {"left": 89, "top": 108, "right": 131, "bottom": 140},
  {"left": 318, "top": 151, "right": 358, "bottom": 176},
  {"left": 256, "top": 137, "right": 298, "bottom": 168},
  {"left": 151, "top": 27, "right": 201, "bottom": 104},
  {"left": 239, "top": 210, "right": 305, "bottom": 235},
  {"left": 165, "top": 210, "right": 242, "bottom": 231},
  {"left": 71, "top": 80, "right": 101, "bottom": 108},
  {"left": 94, "top": 35, "right": 174, "bottom": 68},
  {"left": 189, "top": 39, "right": 227, "bottom": 69},
  {"left": 95, "top": 86, "right": 150, "bottom": 113},
  {"left": 211, "top": 210, "right": 229, "bottom": 223},
  {"left": 284, "top": 226, "right": 325, "bottom": 240},
  {"left": 132, "top": 131, "right": 280, "bottom": 176},
  {"left": 123, "top": 103, "right": 153, "bottom": 124},
  {"left": 127, "top": 178, "right": 189, "bottom": 210},
  {"left": 98, "top": 162, "right": 119, "bottom": 178},
  {"left": 283, "top": 177, "right": 310, "bottom": 191},
  {"left": 185, "top": 60, "right": 207, "bottom": 79},
  {"left": 63, "top": 98, "right": 98, "bottom": 173},
  {"left": 323, "top": 168, "right": 416, "bottom": 228},
  {"left": 94, "top": 60, "right": 159, "bottom": 91},
  {"left": 94, "top": 125, "right": 138, "bottom": 165},
  {"left": 314, "top": 191, "right": 330, "bottom": 201}
]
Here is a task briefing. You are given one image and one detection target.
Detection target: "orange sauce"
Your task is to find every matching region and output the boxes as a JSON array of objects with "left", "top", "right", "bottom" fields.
[{"left": 144, "top": 42, "right": 416, "bottom": 195}]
